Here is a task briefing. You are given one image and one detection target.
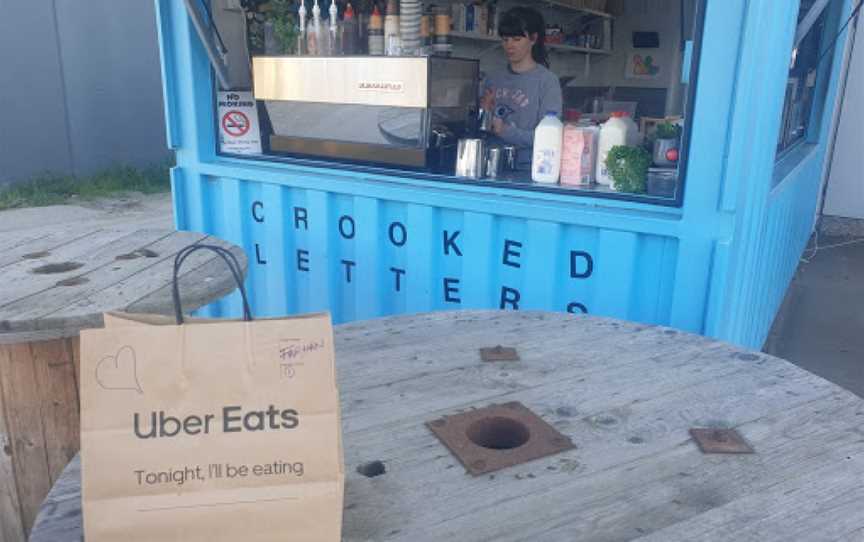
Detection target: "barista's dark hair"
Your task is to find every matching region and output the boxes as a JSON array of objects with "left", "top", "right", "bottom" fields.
[{"left": 498, "top": 7, "right": 549, "bottom": 68}]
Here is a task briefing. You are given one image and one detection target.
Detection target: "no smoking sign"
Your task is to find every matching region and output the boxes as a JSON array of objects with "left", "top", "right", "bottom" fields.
[
  {"left": 222, "top": 111, "right": 250, "bottom": 137},
  {"left": 217, "top": 91, "right": 261, "bottom": 155}
]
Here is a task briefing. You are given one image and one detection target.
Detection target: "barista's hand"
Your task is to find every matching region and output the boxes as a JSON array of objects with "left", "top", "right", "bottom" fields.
[
  {"left": 492, "top": 117, "right": 507, "bottom": 137},
  {"left": 480, "top": 88, "right": 495, "bottom": 112}
]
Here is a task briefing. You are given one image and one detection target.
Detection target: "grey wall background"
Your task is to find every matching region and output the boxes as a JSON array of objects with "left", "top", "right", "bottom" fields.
[
  {"left": 824, "top": 13, "right": 863, "bottom": 219},
  {"left": 0, "top": 0, "right": 171, "bottom": 186}
]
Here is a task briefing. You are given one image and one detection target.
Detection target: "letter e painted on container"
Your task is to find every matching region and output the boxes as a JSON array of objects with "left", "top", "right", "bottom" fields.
[
  {"left": 444, "top": 278, "right": 461, "bottom": 303},
  {"left": 502, "top": 240, "right": 523, "bottom": 268},
  {"left": 297, "top": 249, "right": 310, "bottom": 272}
]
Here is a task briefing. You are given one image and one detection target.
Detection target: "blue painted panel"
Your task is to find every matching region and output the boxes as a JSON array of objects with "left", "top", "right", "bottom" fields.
[
  {"left": 175, "top": 171, "right": 681, "bottom": 325},
  {"left": 713, "top": 0, "right": 856, "bottom": 348},
  {"left": 154, "top": 0, "right": 180, "bottom": 149}
]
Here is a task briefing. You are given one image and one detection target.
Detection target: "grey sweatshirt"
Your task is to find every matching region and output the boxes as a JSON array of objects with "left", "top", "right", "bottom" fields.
[{"left": 482, "top": 64, "right": 563, "bottom": 169}]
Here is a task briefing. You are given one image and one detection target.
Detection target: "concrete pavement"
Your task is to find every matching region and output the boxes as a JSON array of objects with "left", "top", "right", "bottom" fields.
[{"left": 0, "top": 192, "right": 173, "bottom": 234}]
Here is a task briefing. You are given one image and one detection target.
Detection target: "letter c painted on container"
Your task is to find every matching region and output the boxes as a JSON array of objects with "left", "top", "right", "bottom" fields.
[{"left": 252, "top": 201, "right": 264, "bottom": 223}]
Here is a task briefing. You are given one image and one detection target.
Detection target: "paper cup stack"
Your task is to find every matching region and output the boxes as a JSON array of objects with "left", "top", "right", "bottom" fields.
[{"left": 399, "top": 0, "right": 423, "bottom": 54}]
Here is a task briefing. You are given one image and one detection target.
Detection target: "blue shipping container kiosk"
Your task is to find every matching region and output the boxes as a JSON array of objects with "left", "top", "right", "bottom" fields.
[{"left": 155, "top": 0, "right": 859, "bottom": 348}]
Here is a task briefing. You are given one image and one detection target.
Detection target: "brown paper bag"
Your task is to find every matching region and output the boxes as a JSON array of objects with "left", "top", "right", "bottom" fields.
[{"left": 79, "top": 246, "right": 344, "bottom": 541}]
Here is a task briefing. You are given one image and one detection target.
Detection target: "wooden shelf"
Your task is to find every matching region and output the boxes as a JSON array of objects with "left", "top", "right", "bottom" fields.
[
  {"left": 541, "top": 1, "right": 613, "bottom": 19},
  {"left": 450, "top": 32, "right": 612, "bottom": 55}
]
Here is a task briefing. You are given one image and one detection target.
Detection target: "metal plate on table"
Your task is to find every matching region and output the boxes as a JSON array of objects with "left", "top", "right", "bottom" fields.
[
  {"left": 426, "top": 402, "right": 575, "bottom": 476},
  {"left": 689, "top": 428, "right": 755, "bottom": 454}
]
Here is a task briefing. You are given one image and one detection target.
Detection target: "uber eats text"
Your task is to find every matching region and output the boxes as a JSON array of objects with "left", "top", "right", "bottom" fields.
[{"left": 133, "top": 405, "right": 299, "bottom": 439}]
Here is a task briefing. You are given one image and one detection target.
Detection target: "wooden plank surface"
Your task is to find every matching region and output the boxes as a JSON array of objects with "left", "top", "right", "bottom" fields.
[
  {"left": 28, "top": 340, "right": 80, "bottom": 482},
  {"left": 0, "top": 230, "right": 95, "bottom": 271},
  {"left": 0, "top": 229, "right": 247, "bottom": 343},
  {"left": 0, "top": 364, "right": 26, "bottom": 542},
  {"left": 0, "top": 230, "right": 185, "bottom": 326},
  {"left": 0, "top": 228, "right": 146, "bottom": 306},
  {"left": 0, "top": 344, "right": 51, "bottom": 536},
  {"left": 27, "top": 311, "right": 864, "bottom": 542}
]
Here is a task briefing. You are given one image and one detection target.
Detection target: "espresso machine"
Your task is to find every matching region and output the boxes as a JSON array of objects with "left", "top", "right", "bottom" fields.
[{"left": 253, "top": 56, "right": 479, "bottom": 174}]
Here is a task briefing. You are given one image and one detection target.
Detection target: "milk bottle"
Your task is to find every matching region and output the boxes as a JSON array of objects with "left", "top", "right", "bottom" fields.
[
  {"left": 531, "top": 112, "right": 564, "bottom": 184},
  {"left": 596, "top": 112, "right": 637, "bottom": 187}
]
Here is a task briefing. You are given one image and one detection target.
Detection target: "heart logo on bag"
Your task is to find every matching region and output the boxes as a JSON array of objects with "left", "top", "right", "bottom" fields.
[{"left": 96, "top": 345, "right": 144, "bottom": 394}]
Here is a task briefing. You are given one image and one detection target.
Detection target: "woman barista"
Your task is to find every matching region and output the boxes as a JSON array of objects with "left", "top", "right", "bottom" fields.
[{"left": 480, "top": 7, "right": 563, "bottom": 169}]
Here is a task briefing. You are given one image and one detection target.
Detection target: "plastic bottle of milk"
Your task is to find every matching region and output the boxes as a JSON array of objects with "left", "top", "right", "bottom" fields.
[
  {"left": 596, "top": 111, "right": 637, "bottom": 187},
  {"left": 532, "top": 112, "right": 564, "bottom": 184}
]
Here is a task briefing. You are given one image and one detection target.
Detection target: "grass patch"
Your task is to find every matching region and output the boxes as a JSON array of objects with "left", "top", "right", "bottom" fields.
[{"left": 0, "top": 163, "right": 172, "bottom": 211}]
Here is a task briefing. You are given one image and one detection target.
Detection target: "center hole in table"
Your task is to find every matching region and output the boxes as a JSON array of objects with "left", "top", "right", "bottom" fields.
[
  {"left": 466, "top": 417, "right": 530, "bottom": 450},
  {"left": 31, "top": 262, "right": 84, "bottom": 274}
]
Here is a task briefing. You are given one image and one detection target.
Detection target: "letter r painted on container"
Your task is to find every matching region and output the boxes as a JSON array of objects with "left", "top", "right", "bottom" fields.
[
  {"left": 500, "top": 287, "right": 520, "bottom": 309},
  {"left": 294, "top": 207, "right": 308, "bottom": 230}
]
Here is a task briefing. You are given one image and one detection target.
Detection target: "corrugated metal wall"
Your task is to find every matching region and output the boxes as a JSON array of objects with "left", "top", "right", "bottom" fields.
[
  {"left": 173, "top": 167, "right": 680, "bottom": 325},
  {"left": 0, "top": 0, "right": 170, "bottom": 185}
]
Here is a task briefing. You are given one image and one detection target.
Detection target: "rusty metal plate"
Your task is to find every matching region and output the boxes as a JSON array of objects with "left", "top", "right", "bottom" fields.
[
  {"left": 426, "top": 402, "right": 575, "bottom": 476},
  {"left": 479, "top": 346, "right": 520, "bottom": 362},
  {"left": 689, "top": 428, "right": 755, "bottom": 454}
]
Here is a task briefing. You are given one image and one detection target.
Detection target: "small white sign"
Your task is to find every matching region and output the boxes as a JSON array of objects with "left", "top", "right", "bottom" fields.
[{"left": 217, "top": 91, "right": 262, "bottom": 155}]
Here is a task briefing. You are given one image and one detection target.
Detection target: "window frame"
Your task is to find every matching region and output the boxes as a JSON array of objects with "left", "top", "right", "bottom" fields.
[
  {"left": 211, "top": 0, "right": 708, "bottom": 209},
  {"left": 775, "top": 0, "right": 843, "bottom": 161}
]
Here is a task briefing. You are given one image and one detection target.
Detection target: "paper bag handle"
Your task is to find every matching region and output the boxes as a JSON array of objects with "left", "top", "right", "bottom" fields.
[{"left": 172, "top": 244, "right": 254, "bottom": 324}]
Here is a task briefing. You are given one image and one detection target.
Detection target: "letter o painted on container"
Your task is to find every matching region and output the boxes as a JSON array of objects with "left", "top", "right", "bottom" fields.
[
  {"left": 338, "top": 215, "right": 356, "bottom": 239},
  {"left": 388, "top": 222, "right": 407, "bottom": 247}
]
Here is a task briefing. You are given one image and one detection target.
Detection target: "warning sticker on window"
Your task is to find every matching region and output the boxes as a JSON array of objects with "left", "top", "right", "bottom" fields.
[{"left": 217, "top": 91, "right": 262, "bottom": 155}]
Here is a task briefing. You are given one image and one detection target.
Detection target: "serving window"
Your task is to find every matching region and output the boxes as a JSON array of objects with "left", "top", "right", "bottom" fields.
[{"left": 195, "top": 0, "right": 706, "bottom": 206}]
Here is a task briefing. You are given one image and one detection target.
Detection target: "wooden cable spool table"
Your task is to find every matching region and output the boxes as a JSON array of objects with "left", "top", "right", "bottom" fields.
[
  {"left": 0, "top": 227, "right": 247, "bottom": 542},
  {"left": 27, "top": 310, "right": 864, "bottom": 541}
]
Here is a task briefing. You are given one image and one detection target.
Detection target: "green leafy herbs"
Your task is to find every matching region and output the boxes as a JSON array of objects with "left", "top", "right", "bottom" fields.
[
  {"left": 655, "top": 122, "right": 681, "bottom": 140},
  {"left": 270, "top": 0, "right": 299, "bottom": 55},
  {"left": 605, "top": 146, "right": 651, "bottom": 194}
]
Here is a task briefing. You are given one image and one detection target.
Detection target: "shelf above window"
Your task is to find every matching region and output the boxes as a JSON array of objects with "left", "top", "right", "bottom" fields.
[
  {"left": 540, "top": 1, "right": 614, "bottom": 19},
  {"left": 450, "top": 32, "right": 612, "bottom": 55}
]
